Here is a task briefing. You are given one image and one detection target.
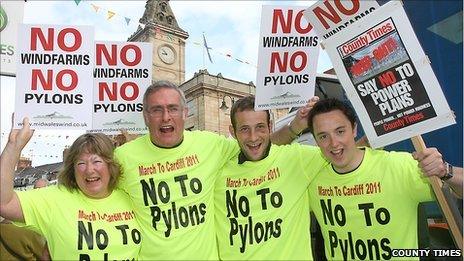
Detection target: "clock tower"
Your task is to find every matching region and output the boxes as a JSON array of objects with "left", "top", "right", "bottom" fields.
[{"left": 128, "top": 0, "right": 189, "bottom": 85}]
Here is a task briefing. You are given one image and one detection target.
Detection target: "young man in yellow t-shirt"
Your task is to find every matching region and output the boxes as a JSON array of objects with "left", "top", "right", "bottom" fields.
[
  {"left": 306, "top": 98, "right": 462, "bottom": 260},
  {"left": 215, "top": 96, "right": 326, "bottom": 260}
]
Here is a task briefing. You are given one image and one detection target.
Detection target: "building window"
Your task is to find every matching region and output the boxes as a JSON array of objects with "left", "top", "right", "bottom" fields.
[
  {"left": 157, "top": 12, "right": 164, "bottom": 21},
  {"left": 187, "top": 99, "right": 196, "bottom": 117}
]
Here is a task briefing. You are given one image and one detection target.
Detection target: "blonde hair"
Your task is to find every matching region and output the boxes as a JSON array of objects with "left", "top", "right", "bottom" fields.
[{"left": 58, "top": 133, "right": 120, "bottom": 193}]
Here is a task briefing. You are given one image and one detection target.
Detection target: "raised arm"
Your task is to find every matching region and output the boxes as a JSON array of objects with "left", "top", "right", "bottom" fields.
[
  {"left": 113, "top": 129, "right": 140, "bottom": 146},
  {"left": 271, "top": 96, "right": 319, "bottom": 145},
  {"left": 413, "top": 147, "right": 463, "bottom": 198},
  {"left": 0, "top": 118, "right": 34, "bottom": 222}
]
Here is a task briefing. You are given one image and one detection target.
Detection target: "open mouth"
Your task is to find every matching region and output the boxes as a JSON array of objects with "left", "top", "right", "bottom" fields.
[
  {"left": 160, "top": 125, "right": 174, "bottom": 133},
  {"left": 247, "top": 143, "right": 261, "bottom": 153},
  {"left": 85, "top": 177, "right": 101, "bottom": 183},
  {"left": 330, "top": 148, "right": 343, "bottom": 158}
]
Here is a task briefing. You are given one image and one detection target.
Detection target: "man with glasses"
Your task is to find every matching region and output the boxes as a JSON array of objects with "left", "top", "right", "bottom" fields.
[{"left": 114, "top": 81, "right": 312, "bottom": 260}]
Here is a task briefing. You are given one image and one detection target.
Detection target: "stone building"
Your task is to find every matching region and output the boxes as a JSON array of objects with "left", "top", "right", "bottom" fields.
[
  {"left": 128, "top": 0, "right": 188, "bottom": 86},
  {"left": 128, "top": 0, "right": 292, "bottom": 135}
]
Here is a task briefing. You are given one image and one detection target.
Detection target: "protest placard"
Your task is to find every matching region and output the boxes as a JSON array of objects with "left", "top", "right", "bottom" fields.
[
  {"left": 255, "top": 5, "right": 319, "bottom": 110},
  {"left": 0, "top": 1, "right": 25, "bottom": 76},
  {"left": 303, "top": 0, "right": 379, "bottom": 41},
  {"left": 324, "top": 1, "right": 455, "bottom": 148},
  {"left": 91, "top": 41, "right": 152, "bottom": 134},
  {"left": 14, "top": 24, "right": 94, "bottom": 130}
]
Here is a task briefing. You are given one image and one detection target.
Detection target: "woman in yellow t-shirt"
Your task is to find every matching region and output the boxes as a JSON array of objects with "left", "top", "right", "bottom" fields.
[{"left": 0, "top": 118, "right": 141, "bottom": 260}]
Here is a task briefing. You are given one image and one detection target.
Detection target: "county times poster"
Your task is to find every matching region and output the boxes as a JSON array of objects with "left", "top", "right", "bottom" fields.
[
  {"left": 324, "top": 1, "right": 455, "bottom": 148},
  {"left": 303, "top": 0, "right": 378, "bottom": 41}
]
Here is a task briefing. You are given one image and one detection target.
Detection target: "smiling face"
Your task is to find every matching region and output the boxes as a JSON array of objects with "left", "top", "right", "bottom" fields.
[
  {"left": 230, "top": 109, "right": 272, "bottom": 162},
  {"left": 312, "top": 109, "right": 363, "bottom": 173},
  {"left": 74, "top": 152, "right": 111, "bottom": 199},
  {"left": 143, "top": 87, "right": 188, "bottom": 148}
]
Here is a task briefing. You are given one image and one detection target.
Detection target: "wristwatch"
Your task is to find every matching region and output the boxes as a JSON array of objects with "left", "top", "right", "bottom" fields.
[{"left": 440, "top": 162, "right": 454, "bottom": 181}]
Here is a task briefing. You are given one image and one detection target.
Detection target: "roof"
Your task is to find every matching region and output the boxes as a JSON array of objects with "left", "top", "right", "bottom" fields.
[{"left": 14, "top": 162, "right": 62, "bottom": 188}]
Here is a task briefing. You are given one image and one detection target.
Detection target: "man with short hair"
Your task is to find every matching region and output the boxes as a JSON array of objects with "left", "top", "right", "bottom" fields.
[
  {"left": 114, "top": 81, "right": 310, "bottom": 260},
  {"left": 306, "top": 98, "right": 462, "bottom": 260},
  {"left": 214, "top": 96, "right": 326, "bottom": 260}
]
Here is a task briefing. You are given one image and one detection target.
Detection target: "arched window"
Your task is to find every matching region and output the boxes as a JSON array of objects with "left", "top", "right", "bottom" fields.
[
  {"left": 160, "top": 3, "right": 167, "bottom": 12},
  {"left": 157, "top": 12, "right": 164, "bottom": 21}
]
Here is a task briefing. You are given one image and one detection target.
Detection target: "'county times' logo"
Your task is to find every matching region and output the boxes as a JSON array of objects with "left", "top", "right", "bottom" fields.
[{"left": 0, "top": 6, "right": 8, "bottom": 32}]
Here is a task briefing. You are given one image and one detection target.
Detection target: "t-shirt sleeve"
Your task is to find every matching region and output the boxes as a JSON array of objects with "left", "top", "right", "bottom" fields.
[
  {"left": 397, "top": 152, "right": 435, "bottom": 203},
  {"left": 113, "top": 135, "right": 148, "bottom": 192},
  {"left": 211, "top": 132, "right": 239, "bottom": 167},
  {"left": 113, "top": 146, "right": 129, "bottom": 192},
  {"left": 15, "top": 186, "right": 57, "bottom": 235},
  {"left": 113, "top": 146, "right": 123, "bottom": 164},
  {"left": 298, "top": 144, "right": 328, "bottom": 183}
]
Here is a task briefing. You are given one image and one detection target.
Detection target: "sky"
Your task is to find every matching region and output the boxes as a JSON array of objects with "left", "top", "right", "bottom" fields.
[{"left": 0, "top": 0, "right": 332, "bottom": 166}]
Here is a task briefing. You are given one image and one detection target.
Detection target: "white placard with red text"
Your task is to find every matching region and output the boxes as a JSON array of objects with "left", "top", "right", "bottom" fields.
[
  {"left": 324, "top": 1, "right": 455, "bottom": 148},
  {"left": 14, "top": 24, "right": 94, "bottom": 130},
  {"left": 91, "top": 41, "right": 152, "bottom": 135},
  {"left": 255, "top": 5, "right": 320, "bottom": 110},
  {"left": 303, "top": 0, "right": 379, "bottom": 41}
]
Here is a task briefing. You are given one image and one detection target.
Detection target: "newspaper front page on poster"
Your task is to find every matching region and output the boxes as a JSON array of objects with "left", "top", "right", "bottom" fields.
[{"left": 323, "top": 1, "right": 455, "bottom": 148}]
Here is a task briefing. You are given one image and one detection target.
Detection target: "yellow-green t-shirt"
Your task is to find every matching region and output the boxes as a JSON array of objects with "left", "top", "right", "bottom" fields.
[
  {"left": 114, "top": 131, "right": 239, "bottom": 260},
  {"left": 308, "top": 147, "right": 435, "bottom": 260},
  {"left": 215, "top": 143, "right": 328, "bottom": 260},
  {"left": 16, "top": 186, "right": 141, "bottom": 260}
]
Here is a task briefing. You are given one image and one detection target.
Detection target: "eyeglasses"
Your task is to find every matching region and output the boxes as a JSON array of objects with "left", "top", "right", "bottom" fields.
[{"left": 146, "top": 105, "right": 183, "bottom": 118}]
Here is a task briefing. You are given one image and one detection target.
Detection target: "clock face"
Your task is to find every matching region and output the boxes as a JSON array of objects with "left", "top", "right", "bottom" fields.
[{"left": 158, "top": 45, "right": 176, "bottom": 65}]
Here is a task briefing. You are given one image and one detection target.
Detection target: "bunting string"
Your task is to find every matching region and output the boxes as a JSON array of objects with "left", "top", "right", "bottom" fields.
[
  {"left": 24, "top": 0, "right": 257, "bottom": 68},
  {"left": 6, "top": 2, "right": 257, "bottom": 165}
]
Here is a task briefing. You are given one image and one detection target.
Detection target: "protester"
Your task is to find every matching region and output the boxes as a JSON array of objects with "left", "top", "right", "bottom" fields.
[
  {"left": 0, "top": 118, "right": 141, "bottom": 260},
  {"left": 214, "top": 96, "right": 326, "bottom": 260},
  {"left": 306, "top": 98, "right": 463, "bottom": 260},
  {"left": 114, "top": 80, "right": 310, "bottom": 260}
]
